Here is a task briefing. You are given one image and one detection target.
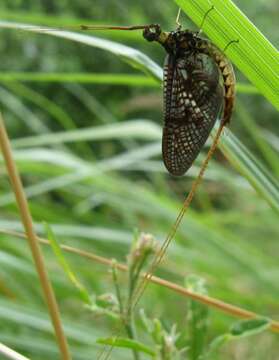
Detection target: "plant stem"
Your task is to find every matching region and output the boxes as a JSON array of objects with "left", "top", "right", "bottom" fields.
[
  {"left": 0, "top": 112, "right": 71, "bottom": 359},
  {"left": 112, "top": 262, "right": 140, "bottom": 360},
  {"left": 4, "top": 228, "right": 279, "bottom": 334},
  {"left": 111, "top": 262, "right": 124, "bottom": 315}
]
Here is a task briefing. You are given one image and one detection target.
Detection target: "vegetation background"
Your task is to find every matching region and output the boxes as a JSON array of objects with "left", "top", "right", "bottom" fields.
[{"left": 0, "top": 0, "right": 278, "bottom": 359}]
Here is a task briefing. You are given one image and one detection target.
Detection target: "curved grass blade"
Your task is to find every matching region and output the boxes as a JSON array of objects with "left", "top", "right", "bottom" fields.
[
  {"left": 0, "top": 72, "right": 259, "bottom": 94},
  {"left": 6, "top": 117, "right": 279, "bottom": 214},
  {"left": 175, "top": 0, "right": 279, "bottom": 110},
  {"left": 218, "top": 126, "right": 279, "bottom": 214},
  {"left": 0, "top": 21, "right": 163, "bottom": 81}
]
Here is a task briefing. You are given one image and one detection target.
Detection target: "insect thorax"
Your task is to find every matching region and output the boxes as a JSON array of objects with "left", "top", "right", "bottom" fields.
[{"left": 143, "top": 26, "right": 204, "bottom": 56}]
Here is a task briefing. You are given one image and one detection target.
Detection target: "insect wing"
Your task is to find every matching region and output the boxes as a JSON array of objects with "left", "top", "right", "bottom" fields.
[{"left": 162, "top": 52, "right": 224, "bottom": 176}]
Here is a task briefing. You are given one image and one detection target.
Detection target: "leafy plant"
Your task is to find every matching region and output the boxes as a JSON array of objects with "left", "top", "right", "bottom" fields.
[{"left": 46, "top": 227, "right": 271, "bottom": 359}]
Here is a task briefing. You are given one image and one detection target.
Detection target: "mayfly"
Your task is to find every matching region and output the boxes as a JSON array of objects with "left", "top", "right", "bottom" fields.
[
  {"left": 86, "top": 18, "right": 235, "bottom": 176},
  {"left": 0, "top": 8, "right": 237, "bottom": 360},
  {"left": 4, "top": 9, "right": 235, "bottom": 176},
  {"left": 143, "top": 23, "right": 236, "bottom": 176},
  {"left": 83, "top": 19, "right": 236, "bottom": 176}
]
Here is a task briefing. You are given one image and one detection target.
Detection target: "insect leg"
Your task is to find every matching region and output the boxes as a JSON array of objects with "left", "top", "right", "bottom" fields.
[
  {"left": 223, "top": 39, "right": 240, "bottom": 53},
  {"left": 175, "top": 8, "right": 182, "bottom": 30},
  {"left": 198, "top": 5, "right": 214, "bottom": 34}
]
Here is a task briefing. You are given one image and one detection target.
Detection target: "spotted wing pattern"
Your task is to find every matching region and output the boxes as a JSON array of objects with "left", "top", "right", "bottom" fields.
[{"left": 162, "top": 52, "right": 224, "bottom": 176}]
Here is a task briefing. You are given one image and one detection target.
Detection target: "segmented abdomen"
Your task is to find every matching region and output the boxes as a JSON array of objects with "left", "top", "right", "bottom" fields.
[{"left": 199, "top": 40, "right": 236, "bottom": 125}]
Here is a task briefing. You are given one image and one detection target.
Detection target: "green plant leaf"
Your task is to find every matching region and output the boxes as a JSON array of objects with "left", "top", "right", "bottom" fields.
[
  {"left": 206, "top": 318, "right": 271, "bottom": 357},
  {"left": 97, "top": 337, "right": 156, "bottom": 356},
  {"left": 175, "top": 0, "right": 279, "bottom": 110},
  {"left": 229, "top": 318, "right": 271, "bottom": 337},
  {"left": 44, "top": 222, "right": 91, "bottom": 305}
]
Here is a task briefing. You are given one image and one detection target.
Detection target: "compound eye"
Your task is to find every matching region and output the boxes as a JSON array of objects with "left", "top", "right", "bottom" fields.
[
  {"left": 143, "top": 24, "right": 161, "bottom": 42},
  {"left": 143, "top": 29, "right": 155, "bottom": 41}
]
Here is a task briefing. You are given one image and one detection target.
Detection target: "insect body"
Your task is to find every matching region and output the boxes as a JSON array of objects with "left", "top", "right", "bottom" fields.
[
  {"left": 143, "top": 25, "right": 236, "bottom": 176},
  {"left": 4, "top": 20, "right": 235, "bottom": 176}
]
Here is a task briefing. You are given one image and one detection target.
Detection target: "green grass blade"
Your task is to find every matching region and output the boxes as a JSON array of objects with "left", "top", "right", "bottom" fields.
[
  {"left": 0, "top": 86, "right": 49, "bottom": 134},
  {"left": 175, "top": 0, "right": 279, "bottom": 110},
  {"left": 236, "top": 101, "right": 279, "bottom": 176},
  {"left": 0, "top": 299, "right": 102, "bottom": 345},
  {"left": 0, "top": 10, "right": 143, "bottom": 41},
  {"left": 0, "top": 72, "right": 159, "bottom": 87},
  {"left": 218, "top": 127, "right": 279, "bottom": 214},
  {"left": 11, "top": 120, "right": 161, "bottom": 148},
  {"left": 44, "top": 223, "right": 91, "bottom": 305},
  {"left": 3, "top": 82, "right": 77, "bottom": 131},
  {"left": 0, "top": 21, "right": 163, "bottom": 81},
  {"left": 0, "top": 72, "right": 258, "bottom": 93},
  {"left": 7, "top": 117, "right": 279, "bottom": 214},
  {"left": 0, "top": 19, "right": 278, "bottom": 214}
]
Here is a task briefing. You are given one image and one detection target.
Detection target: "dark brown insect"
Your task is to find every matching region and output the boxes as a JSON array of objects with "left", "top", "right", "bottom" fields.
[
  {"left": 12, "top": 18, "right": 235, "bottom": 176},
  {"left": 143, "top": 24, "right": 236, "bottom": 176}
]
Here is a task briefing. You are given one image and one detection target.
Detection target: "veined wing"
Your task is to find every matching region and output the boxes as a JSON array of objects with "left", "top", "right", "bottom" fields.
[{"left": 162, "top": 52, "right": 224, "bottom": 176}]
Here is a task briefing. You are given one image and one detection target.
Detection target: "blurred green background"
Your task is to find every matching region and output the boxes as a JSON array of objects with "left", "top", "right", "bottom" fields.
[{"left": 0, "top": 0, "right": 278, "bottom": 359}]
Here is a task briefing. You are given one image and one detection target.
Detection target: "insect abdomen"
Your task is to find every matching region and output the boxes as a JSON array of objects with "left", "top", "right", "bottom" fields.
[{"left": 199, "top": 41, "right": 236, "bottom": 125}]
